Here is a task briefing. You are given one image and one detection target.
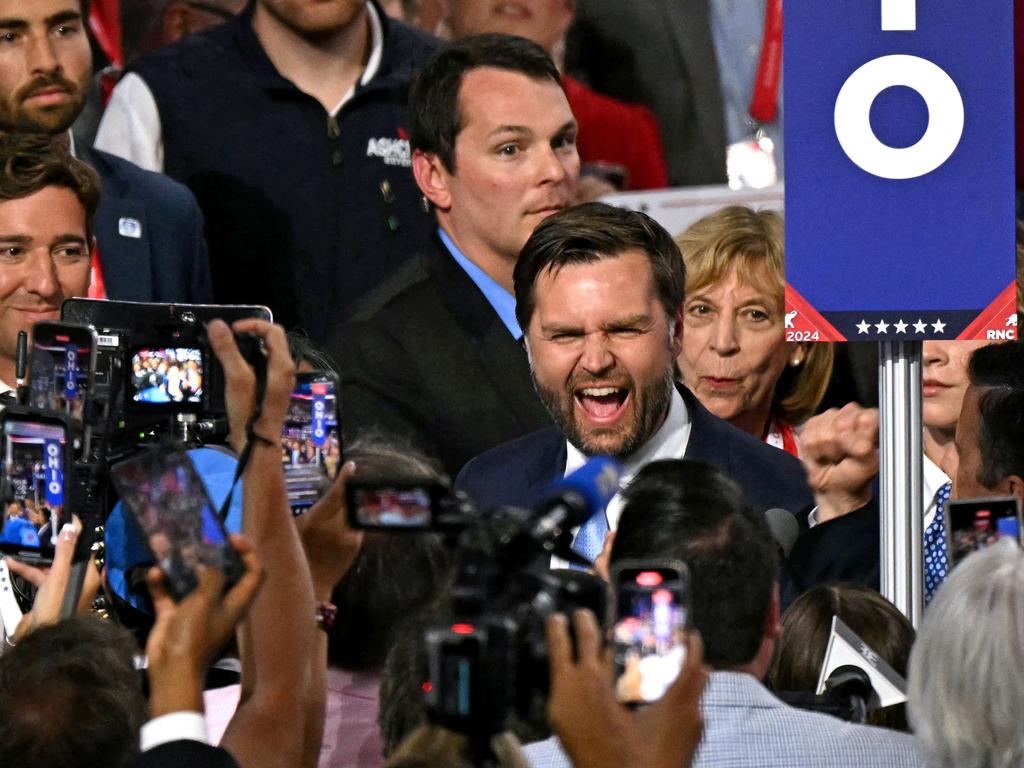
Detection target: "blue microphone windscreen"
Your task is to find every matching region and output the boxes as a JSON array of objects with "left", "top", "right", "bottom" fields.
[{"left": 548, "top": 456, "right": 623, "bottom": 515}]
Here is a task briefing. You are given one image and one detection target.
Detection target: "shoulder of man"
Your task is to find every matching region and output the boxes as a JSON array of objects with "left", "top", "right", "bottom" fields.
[
  {"left": 455, "top": 426, "right": 565, "bottom": 510},
  {"left": 377, "top": 13, "right": 442, "bottom": 77},
  {"left": 82, "top": 146, "right": 201, "bottom": 213},
  {"left": 129, "top": 18, "right": 238, "bottom": 87},
  {"left": 686, "top": 391, "right": 813, "bottom": 511}
]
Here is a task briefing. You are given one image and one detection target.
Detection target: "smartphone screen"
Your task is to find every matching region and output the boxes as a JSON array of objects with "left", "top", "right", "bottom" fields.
[
  {"left": 110, "top": 448, "right": 242, "bottom": 601},
  {"left": 282, "top": 372, "right": 341, "bottom": 514},
  {"left": 346, "top": 482, "right": 439, "bottom": 530},
  {"left": 946, "top": 496, "right": 1022, "bottom": 567},
  {"left": 612, "top": 562, "right": 689, "bottom": 705},
  {"left": 127, "top": 347, "right": 204, "bottom": 407},
  {"left": 0, "top": 417, "right": 69, "bottom": 558},
  {"left": 29, "top": 322, "right": 96, "bottom": 424}
]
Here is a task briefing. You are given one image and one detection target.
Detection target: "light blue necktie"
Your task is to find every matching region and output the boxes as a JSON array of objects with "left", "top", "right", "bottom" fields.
[
  {"left": 924, "top": 482, "right": 951, "bottom": 604},
  {"left": 572, "top": 510, "right": 609, "bottom": 565}
]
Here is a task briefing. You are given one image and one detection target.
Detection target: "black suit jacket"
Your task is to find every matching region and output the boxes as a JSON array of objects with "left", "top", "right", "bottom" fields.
[
  {"left": 80, "top": 145, "right": 213, "bottom": 304},
  {"left": 131, "top": 741, "right": 238, "bottom": 768},
  {"left": 456, "top": 387, "right": 813, "bottom": 518},
  {"left": 780, "top": 500, "right": 881, "bottom": 609},
  {"left": 328, "top": 237, "right": 552, "bottom": 478}
]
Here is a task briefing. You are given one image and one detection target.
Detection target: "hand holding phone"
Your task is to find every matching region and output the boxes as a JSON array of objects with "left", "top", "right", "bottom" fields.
[
  {"left": 0, "top": 408, "right": 73, "bottom": 562},
  {"left": 611, "top": 560, "right": 690, "bottom": 705},
  {"left": 110, "top": 447, "right": 243, "bottom": 601},
  {"left": 283, "top": 371, "right": 341, "bottom": 514}
]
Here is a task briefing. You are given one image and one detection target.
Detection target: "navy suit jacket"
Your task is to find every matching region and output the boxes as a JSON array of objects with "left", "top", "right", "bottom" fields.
[
  {"left": 81, "top": 145, "right": 213, "bottom": 304},
  {"left": 456, "top": 387, "right": 813, "bottom": 519}
]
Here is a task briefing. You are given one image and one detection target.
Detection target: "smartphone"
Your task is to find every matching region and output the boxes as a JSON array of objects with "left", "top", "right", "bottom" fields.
[
  {"left": 282, "top": 371, "right": 341, "bottom": 514},
  {"left": 29, "top": 321, "right": 97, "bottom": 434},
  {"left": 611, "top": 560, "right": 690, "bottom": 705},
  {"left": 0, "top": 409, "right": 72, "bottom": 561},
  {"left": 346, "top": 480, "right": 443, "bottom": 531},
  {"left": 109, "top": 447, "right": 243, "bottom": 601},
  {"left": 945, "top": 496, "right": 1022, "bottom": 567}
]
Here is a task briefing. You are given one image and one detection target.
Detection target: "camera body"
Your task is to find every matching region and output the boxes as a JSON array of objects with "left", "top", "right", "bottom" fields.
[
  {"left": 349, "top": 481, "right": 610, "bottom": 737},
  {"left": 61, "top": 299, "right": 271, "bottom": 453}
]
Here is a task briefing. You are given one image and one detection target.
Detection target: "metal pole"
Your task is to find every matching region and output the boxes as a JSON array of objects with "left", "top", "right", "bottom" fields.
[{"left": 878, "top": 340, "right": 924, "bottom": 626}]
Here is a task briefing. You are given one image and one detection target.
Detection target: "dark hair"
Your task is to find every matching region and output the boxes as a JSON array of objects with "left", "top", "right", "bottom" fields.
[
  {"left": 967, "top": 341, "right": 1024, "bottom": 488},
  {"left": 514, "top": 202, "right": 686, "bottom": 333},
  {"left": 327, "top": 440, "right": 453, "bottom": 671},
  {"left": 610, "top": 459, "right": 777, "bottom": 669},
  {"left": 0, "top": 616, "right": 145, "bottom": 768},
  {"left": 0, "top": 134, "right": 100, "bottom": 238},
  {"left": 772, "top": 584, "right": 915, "bottom": 731},
  {"left": 408, "top": 33, "right": 561, "bottom": 173}
]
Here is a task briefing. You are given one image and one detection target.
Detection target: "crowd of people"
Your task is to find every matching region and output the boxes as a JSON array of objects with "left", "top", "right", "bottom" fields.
[{"left": 0, "top": 1, "right": 1022, "bottom": 768}]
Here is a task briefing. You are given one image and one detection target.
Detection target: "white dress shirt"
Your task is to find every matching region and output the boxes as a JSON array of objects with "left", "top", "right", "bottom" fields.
[{"left": 552, "top": 389, "right": 691, "bottom": 567}]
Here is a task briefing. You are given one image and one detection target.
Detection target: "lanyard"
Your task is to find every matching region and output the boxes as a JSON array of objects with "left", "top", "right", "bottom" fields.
[
  {"left": 88, "top": 245, "right": 107, "bottom": 300},
  {"left": 749, "top": 0, "right": 783, "bottom": 125}
]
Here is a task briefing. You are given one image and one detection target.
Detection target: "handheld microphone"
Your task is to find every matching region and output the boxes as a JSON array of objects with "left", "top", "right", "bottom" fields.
[
  {"left": 530, "top": 456, "right": 623, "bottom": 543},
  {"left": 764, "top": 508, "right": 799, "bottom": 560}
]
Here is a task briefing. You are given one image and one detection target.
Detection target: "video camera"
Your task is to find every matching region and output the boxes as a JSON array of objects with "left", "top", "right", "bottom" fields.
[
  {"left": 347, "top": 457, "right": 622, "bottom": 748},
  {"left": 0, "top": 300, "right": 271, "bottom": 618},
  {"left": 61, "top": 299, "right": 271, "bottom": 452}
]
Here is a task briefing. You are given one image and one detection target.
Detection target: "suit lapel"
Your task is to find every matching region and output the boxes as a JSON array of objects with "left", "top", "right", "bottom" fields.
[
  {"left": 81, "top": 148, "right": 155, "bottom": 301},
  {"left": 425, "top": 239, "right": 550, "bottom": 429},
  {"left": 680, "top": 385, "right": 732, "bottom": 471}
]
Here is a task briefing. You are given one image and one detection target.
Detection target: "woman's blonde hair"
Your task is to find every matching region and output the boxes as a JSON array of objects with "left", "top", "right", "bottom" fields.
[{"left": 675, "top": 206, "right": 833, "bottom": 426}]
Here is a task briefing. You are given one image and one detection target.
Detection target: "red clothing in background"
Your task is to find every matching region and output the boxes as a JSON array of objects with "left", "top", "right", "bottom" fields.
[{"left": 563, "top": 75, "right": 669, "bottom": 191}]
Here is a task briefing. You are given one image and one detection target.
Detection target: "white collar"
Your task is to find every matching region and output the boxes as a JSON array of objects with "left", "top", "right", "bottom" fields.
[
  {"left": 328, "top": 1, "right": 384, "bottom": 116},
  {"left": 564, "top": 388, "right": 690, "bottom": 482}
]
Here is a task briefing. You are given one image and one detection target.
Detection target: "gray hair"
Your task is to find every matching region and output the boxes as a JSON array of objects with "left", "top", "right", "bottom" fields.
[{"left": 908, "top": 539, "right": 1024, "bottom": 768}]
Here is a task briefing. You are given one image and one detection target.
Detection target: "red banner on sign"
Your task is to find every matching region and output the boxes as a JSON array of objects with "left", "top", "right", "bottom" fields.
[
  {"left": 784, "top": 284, "right": 848, "bottom": 342},
  {"left": 956, "top": 282, "right": 1018, "bottom": 341}
]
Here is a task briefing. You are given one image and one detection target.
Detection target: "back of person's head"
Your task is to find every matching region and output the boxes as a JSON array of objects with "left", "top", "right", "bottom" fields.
[
  {"left": 966, "top": 341, "right": 1024, "bottom": 490},
  {"left": 773, "top": 583, "right": 915, "bottom": 730},
  {"left": 908, "top": 539, "right": 1024, "bottom": 768},
  {"left": 610, "top": 459, "right": 777, "bottom": 669},
  {"left": 408, "top": 33, "right": 561, "bottom": 173},
  {"left": 0, "top": 615, "right": 145, "bottom": 768},
  {"left": 514, "top": 202, "right": 686, "bottom": 333},
  {"left": 385, "top": 725, "right": 529, "bottom": 768},
  {"left": 329, "top": 439, "right": 453, "bottom": 671},
  {"left": 0, "top": 134, "right": 100, "bottom": 237}
]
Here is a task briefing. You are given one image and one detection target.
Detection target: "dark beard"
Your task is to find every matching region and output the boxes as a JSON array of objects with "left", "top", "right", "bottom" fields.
[{"left": 534, "top": 366, "right": 676, "bottom": 460}]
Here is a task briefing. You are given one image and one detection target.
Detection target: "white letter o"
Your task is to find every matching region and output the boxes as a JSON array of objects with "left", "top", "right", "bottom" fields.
[{"left": 834, "top": 54, "right": 964, "bottom": 180}]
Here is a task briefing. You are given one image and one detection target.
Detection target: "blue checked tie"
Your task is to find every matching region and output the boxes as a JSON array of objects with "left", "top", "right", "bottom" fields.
[
  {"left": 924, "top": 482, "right": 952, "bottom": 603},
  {"left": 572, "top": 510, "right": 609, "bottom": 566}
]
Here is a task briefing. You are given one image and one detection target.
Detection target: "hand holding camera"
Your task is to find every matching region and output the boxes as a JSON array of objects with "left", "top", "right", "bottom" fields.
[{"left": 207, "top": 318, "right": 293, "bottom": 455}]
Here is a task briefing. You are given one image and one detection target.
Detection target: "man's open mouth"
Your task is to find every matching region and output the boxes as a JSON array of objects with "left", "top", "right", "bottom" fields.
[{"left": 575, "top": 386, "right": 630, "bottom": 423}]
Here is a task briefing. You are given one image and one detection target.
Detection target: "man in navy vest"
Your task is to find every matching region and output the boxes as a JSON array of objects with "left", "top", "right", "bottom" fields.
[{"left": 96, "top": 0, "right": 438, "bottom": 341}]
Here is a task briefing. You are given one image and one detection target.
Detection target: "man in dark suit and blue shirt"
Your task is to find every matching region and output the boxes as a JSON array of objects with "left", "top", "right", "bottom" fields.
[
  {"left": 333, "top": 35, "right": 578, "bottom": 478},
  {"left": 457, "top": 203, "right": 811, "bottom": 559}
]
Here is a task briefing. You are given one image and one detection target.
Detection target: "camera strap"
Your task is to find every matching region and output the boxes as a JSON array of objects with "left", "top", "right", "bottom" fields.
[{"left": 216, "top": 372, "right": 271, "bottom": 524}]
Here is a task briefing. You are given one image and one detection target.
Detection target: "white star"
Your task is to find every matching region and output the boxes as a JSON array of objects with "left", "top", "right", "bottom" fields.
[
  {"left": 913, "top": 319, "right": 927, "bottom": 334},
  {"left": 894, "top": 319, "right": 908, "bottom": 333},
  {"left": 874, "top": 319, "right": 889, "bottom": 334},
  {"left": 856, "top": 320, "right": 871, "bottom": 335},
  {"left": 932, "top": 319, "right": 946, "bottom": 333}
]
